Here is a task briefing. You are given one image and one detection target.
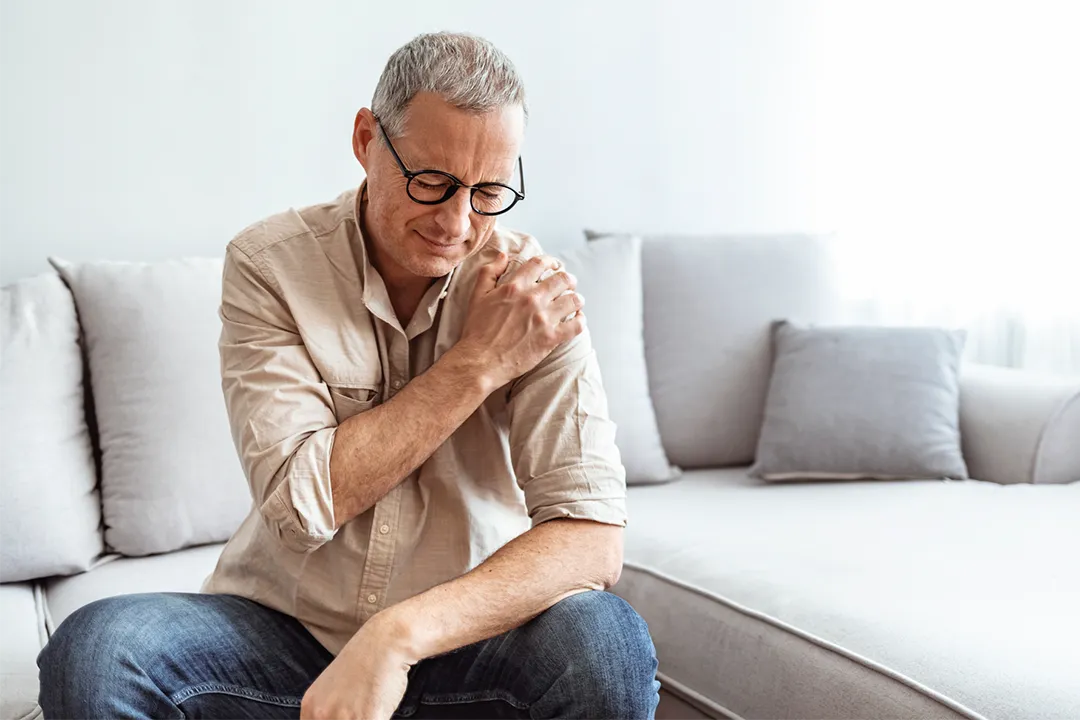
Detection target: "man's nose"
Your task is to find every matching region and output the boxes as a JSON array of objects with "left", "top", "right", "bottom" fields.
[{"left": 433, "top": 189, "right": 472, "bottom": 240}]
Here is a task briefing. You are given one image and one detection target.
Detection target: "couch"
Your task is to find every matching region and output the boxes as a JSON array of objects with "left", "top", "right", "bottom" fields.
[{"left": 2, "top": 233, "right": 1078, "bottom": 720}]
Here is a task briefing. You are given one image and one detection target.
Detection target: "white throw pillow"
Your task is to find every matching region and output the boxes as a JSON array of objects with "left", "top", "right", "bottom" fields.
[
  {"left": 1, "top": 273, "right": 102, "bottom": 581},
  {"left": 556, "top": 237, "right": 680, "bottom": 484},
  {"left": 49, "top": 257, "right": 251, "bottom": 556}
]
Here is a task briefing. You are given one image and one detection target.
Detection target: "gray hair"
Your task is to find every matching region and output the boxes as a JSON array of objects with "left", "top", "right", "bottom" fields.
[{"left": 372, "top": 32, "right": 527, "bottom": 138}]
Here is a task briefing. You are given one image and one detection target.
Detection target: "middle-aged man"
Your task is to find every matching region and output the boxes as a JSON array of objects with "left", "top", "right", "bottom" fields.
[{"left": 39, "top": 31, "right": 659, "bottom": 720}]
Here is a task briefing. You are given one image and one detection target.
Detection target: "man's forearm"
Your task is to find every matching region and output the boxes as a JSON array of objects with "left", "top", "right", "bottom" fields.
[
  {"left": 329, "top": 344, "right": 495, "bottom": 527},
  {"left": 366, "top": 519, "right": 624, "bottom": 663}
]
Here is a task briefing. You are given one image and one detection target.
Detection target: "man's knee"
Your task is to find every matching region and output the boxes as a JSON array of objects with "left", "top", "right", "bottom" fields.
[
  {"left": 38, "top": 593, "right": 180, "bottom": 718},
  {"left": 534, "top": 591, "right": 660, "bottom": 718},
  {"left": 41, "top": 592, "right": 172, "bottom": 669}
]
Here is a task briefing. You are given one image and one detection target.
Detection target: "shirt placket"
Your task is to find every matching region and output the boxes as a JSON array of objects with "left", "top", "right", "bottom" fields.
[{"left": 356, "top": 324, "right": 410, "bottom": 624}]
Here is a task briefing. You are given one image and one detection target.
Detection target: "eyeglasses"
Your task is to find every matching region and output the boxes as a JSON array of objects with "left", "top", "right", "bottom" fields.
[{"left": 376, "top": 117, "right": 526, "bottom": 216}]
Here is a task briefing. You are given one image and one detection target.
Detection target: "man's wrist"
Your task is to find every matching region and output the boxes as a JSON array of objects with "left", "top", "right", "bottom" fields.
[
  {"left": 365, "top": 603, "right": 429, "bottom": 664},
  {"left": 443, "top": 341, "right": 503, "bottom": 397}
]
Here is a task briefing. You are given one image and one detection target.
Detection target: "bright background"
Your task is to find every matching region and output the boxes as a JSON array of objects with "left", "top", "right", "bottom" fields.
[
  {"left": 0, "top": 1, "right": 825, "bottom": 277},
  {"left": 2, "top": 0, "right": 1077, "bottom": 371}
]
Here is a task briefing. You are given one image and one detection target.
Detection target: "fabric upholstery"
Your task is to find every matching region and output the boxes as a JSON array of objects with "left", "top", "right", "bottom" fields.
[
  {"left": 49, "top": 258, "right": 251, "bottom": 556},
  {"left": 0, "top": 273, "right": 101, "bottom": 582},
  {"left": 557, "top": 237, "right": 680, "bottom": 484},
  {"left": 614, "top": 468, "right": 1080, "bottom": 720},
  {"left": 42, "top": 543, "right": 225, "bottom": 631},
  {"left": 655, "top": 688, "right": 710, "bottom": 720},
  {"left": 0, "top": 583, "right": 47, "bottom": 720},
  {"left": 588, "top": 232, "right": 842, "bottom": 468},
  {"left": 960, "top": 363, "right": 1080, "bottom": 484},
  {"left": 750, "top": 321, "right": 968, "bottom": 481}
]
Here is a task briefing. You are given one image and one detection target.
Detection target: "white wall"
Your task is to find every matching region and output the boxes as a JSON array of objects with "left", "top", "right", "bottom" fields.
[{"left": 0, "top": 0, "right": 825, "bottom": 283}]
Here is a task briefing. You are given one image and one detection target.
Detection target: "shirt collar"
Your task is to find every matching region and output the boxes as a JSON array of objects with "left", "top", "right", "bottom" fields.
[{"left": 353, "top": 181, "right": 457, "bottom": 333}]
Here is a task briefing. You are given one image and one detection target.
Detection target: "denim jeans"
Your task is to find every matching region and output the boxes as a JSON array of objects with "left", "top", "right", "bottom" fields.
[{"left": 38, "top": 590, "right": 659, "bottom": 719}]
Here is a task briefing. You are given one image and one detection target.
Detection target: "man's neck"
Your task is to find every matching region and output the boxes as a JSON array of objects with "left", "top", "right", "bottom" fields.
[
  {"left": 359, "top": 196, "right": 436, "bottom": 328},
  {"left": 366, "top": 241, "right": 435, "bottom": 328}
]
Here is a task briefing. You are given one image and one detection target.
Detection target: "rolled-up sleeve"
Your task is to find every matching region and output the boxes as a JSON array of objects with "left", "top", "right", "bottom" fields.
[
  {"left": 219, "top": 244, "right": 339, "bottom": 553},
  {"left": 507, "top": 325, "right": 628, "bottom": 528}
]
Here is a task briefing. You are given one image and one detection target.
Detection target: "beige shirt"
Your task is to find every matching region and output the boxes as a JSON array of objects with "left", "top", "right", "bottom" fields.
[{"left": 203, "top": 186, "right": 627, "bottom": 654}]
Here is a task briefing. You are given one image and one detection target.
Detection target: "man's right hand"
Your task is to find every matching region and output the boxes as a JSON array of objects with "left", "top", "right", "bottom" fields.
[{"left": 457, "top": 252, "right": 586, "bottom": 391}]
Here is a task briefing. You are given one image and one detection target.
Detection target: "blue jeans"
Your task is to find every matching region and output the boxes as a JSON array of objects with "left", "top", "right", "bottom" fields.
[{"left": 38, "top": 590, "right": 659, "bottom": 719}]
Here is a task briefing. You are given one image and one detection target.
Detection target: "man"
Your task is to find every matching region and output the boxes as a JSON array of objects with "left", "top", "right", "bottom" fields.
[{"left": 38, "top": 32, "right": 659, "bottom": 720}]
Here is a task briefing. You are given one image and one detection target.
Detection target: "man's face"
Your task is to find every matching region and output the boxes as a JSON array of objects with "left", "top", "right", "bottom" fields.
[{"left": 353, "top": 92, "right": 525, "bottom": 282}]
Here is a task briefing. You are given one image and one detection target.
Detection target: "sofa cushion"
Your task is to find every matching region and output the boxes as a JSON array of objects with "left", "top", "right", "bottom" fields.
[
  {"left": 1, "top": 273, "right": 102, "bottom": 583},
  {"left": 614, "top": 469, "right": 1080, "bottom": 720},
  {"left": 556, "top": 237, "right": 680, "bottom": 484},
  {"left": 588, "top": 232, "right": 842, "bottom": 468},
  {"left": 50, "top": 258, "right": 251, "bottom": 556},
  {"left": 750, "top": 322, "right": 969, "bottom": 481},
  {"left": 43, "top": 543, "right": 225, "bottom": 631},
  {"left": 0, "top": 583, "right": 47, "bottom": 720}
]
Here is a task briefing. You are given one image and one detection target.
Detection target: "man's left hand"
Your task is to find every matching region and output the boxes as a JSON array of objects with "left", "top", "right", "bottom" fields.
[{"left": 300, "top": 614, "right": 414, "bottom": 720}]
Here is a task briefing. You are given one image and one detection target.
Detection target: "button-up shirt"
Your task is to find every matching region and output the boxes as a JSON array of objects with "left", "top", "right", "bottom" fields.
[{"left": 203, "top": 185, "right": 627, "bottom": 654}]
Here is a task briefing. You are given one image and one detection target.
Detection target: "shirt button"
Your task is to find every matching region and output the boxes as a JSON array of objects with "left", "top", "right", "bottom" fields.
[
  {"left": 392, "top": 379, "right": 403, "bottom": 389},
  {"left": 379, "top": 524, "right": 390, "bottom": 535},
  {"left": 367, "top": 593, "right": 377, "bottom": 604}
]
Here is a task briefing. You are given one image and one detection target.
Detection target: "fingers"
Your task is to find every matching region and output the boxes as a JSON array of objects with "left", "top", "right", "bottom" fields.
[
  {"left": 473, "top": 251, "right": 510, "bottom": 299},
  {"left": 554, "top": 310, "right": 587, "bottom": 344},
  {"left": 512, "top": 254, "right": 563, "bottom": 286},
  {"left": 549, "top": 290, "right": 585, "bottom": 323},
  {"left": 537, "top": 269, "right": 577, "bottom": 301}
]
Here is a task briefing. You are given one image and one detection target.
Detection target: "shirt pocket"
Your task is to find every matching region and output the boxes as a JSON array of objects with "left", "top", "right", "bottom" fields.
[{"left": 328, "top": 385, "right": 381, "bottom": 421}]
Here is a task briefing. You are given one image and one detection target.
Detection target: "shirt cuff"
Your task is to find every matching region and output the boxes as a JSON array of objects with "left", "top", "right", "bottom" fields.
[
  {"left": 525, "top": 462, "right": 629, "bottom": 528},
  {"left": 261, "top": 426, "right": 338, "bottom": 553}
]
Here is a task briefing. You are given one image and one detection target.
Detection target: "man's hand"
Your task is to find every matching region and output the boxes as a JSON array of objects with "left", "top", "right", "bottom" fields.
[
  {"left": 300, "top": 615, "right": 414, "bottom": 720},
  {"left": 458, "top": 253, "right": 586, "bottom": 388}
]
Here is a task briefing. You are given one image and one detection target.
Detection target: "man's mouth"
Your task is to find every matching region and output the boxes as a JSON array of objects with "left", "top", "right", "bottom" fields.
[{"left": 417, "top": 232, "right": 460, "bottom": 253}]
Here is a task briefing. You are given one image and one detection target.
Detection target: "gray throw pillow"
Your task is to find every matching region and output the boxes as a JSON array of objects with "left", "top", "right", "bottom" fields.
[{"left": 750, "top": 321, "right": 969, "bottom": 481}]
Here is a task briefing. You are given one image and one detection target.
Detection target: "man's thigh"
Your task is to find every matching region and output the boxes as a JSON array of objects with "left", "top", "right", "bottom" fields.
[
  {"left": 38, "top": 592, "right": 333, "bottom": 719},
  {"left": 398, "top": 591, "right": 659, "bottom": 720}
]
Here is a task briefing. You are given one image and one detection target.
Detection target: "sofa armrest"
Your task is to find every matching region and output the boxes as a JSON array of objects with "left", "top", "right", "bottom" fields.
[{"left": 959, "top": 363, "right": 1080, "bottom": 485}]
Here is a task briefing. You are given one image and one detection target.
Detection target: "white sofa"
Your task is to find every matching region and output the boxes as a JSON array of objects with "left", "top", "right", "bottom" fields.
[{"left": 2, "top": 234, "right": 1078, "bottom": 720}]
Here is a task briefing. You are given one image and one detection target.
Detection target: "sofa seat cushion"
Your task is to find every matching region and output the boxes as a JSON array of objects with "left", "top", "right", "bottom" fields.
[
  {"left": 614, "top": 469, "right": 1080, "bottom": 720},
  {"left": 0, "top": 583, "right": 47, "bottom": 720},
  {"left": 43, "top": 543, "right": 225, "bottom": 631}
]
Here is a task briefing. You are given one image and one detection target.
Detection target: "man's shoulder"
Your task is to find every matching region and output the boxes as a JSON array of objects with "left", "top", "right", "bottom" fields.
[
  {"left": 475, "top": 225, "right": 546, "bottom": 265},
  {"left": 228, "top": 189, "right": 358, "bottom": 261}
]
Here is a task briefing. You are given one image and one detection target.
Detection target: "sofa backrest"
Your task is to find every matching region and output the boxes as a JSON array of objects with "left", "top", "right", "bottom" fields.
[{"left": 638, "top": 234, "right": 843, "bottom": 468}]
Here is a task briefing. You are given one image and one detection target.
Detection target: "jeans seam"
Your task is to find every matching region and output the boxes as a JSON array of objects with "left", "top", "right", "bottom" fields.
[
  {"left": 170, "top": 681, "right": 302, "bottom": 708},
  {"left": 418, "top": 688, "right": 530, "bottom": 710}
]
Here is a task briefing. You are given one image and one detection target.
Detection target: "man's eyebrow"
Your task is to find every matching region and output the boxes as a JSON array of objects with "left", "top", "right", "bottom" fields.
[
  {"left": 438, "top": 165, "right": 516, "bottom": 186},
  {"left": 405, "top": 146, "right": 516, "bottom": 185},
  {"left": 481, "top": 172, "right": 514, "bottom": 185}
]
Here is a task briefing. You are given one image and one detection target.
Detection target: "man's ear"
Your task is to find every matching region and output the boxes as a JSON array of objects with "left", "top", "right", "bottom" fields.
[{"left": 353, "top": 108, "right": 377, "bottom": 170}]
